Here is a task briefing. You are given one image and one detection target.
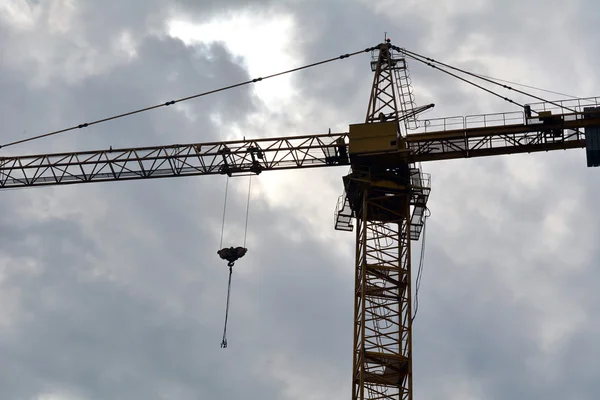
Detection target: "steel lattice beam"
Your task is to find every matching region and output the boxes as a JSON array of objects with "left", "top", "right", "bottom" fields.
[
  {"left": 353, "top": 187, "right": 412, "bottom": 400},
  {"left": 405, "top": 113, "right": 600, "bottom": 162},
  {"left": 365, "top": 43, "right": 401, "bottom": 123},
  {"left": 0, "top": 134, "right": 349, "bottom": 188},
  {"left": 1, "top": 114, "right": 599, "bottom": 190}
]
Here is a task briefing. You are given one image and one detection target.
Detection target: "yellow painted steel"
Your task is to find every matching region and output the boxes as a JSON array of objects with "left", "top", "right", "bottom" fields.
[
  {"left": 406, "top": 111, "right": 600, "bottom": 143},
  {"left": 351, "top": 180, "right": 413, "bottom": 399},
  {"left": 349, "top": 121, "right": 404, "bottom": 155}
]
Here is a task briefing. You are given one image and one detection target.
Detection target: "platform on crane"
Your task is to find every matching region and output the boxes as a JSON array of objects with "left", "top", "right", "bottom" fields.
[
  {"left": 335, "top": 115, "right": 430, "bottom": 239},
  {"left": 334, "top": 164, "right": 430, "bottom": 240},
  {"left": 334, "top": 189, "right": 354, "bottom": 232},
  {"left": 361, "top": 351, "right": 409, "bottom": 386}
]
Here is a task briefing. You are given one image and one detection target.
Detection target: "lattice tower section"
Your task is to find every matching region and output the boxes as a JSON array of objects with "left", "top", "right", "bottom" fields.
[
  {"left": 352, "top": 189, "right": 412, "bottom": 400},
  {"left": 366, "top": 43, "right": 420, "bottom": 135}
]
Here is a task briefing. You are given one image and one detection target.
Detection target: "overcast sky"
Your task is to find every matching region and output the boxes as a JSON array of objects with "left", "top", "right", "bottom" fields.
[{"left": 1, "top": 1, "right": 600, "bottom": 399}]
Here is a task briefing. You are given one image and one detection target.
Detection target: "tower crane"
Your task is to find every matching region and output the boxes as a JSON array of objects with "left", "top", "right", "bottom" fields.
[{"left": 3, "top": 41, "right": 600, "bottom": 400}]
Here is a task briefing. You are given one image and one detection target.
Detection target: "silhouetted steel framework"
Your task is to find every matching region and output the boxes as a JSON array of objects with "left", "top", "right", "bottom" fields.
[
  {"left": 351, "top": 42, "right": 425, "bottom": 400},
  {"left": 2, "top": 42, "right": 600, "bottom": 399},
  {"left": 2, "top": 116, "right": 597, "bottom": 188}
]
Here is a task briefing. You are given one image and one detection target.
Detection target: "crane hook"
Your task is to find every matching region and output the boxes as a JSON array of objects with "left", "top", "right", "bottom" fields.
[{"left": 217, "top": 246, "right": 248, "bottom": 267}]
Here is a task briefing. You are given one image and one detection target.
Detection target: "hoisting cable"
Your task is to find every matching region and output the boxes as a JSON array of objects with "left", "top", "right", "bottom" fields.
[
  {"left": 398, "top": 47, "right": 580, "bottom": 114},
  {"left": 219, "top": 175, "right": 253, "bottom": 348},
  {"left": 221, "top": 264, "right": 233, "bottom": 348},
  {"left": 219, "top": 176, "right": 231, "bottom": 348},
  {"left": 1, "top": 46, "right": 378, "bottom": 150},
  {"left": 219, "top": 176, "right": 230, "bottom": 249},
  {"left": 412, "top": 207, "right": 431, "bottom": 323},
  {"left": 243, "top": 176, "right": 252, "bottom": 248}
]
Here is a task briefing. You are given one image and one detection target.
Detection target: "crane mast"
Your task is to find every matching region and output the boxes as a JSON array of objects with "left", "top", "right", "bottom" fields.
[
  {"left": 2, "top": 42, "right": 600, "bottom": 400},
  {"left": 343, "top": 41, "right": 428, "bottom": 400}
]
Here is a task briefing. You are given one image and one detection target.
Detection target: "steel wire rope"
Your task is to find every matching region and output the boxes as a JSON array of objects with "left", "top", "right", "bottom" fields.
[
  {"left": 219, "top": 176, "right": 231, "bottom": 348},
  {"left": 465, "top": 72, "right": 588, "bottom": 138},
  {"left": 219, "top": 176, "right": 230, "bottom": 249},
  {"left": 397, "top": 51, "right": 528, "bottom": 110},
  {"left": 412, "top": 208, "right": 431, "bottom": 323},
  {"left": 398, "top": 47, "right": 580, "bottom": 114},
  {"left": 243, "top": 176, "right": 252, "bottom": 248},
  {"left": 1, "top": 46, "right": 378, "bottom": 150},
  {"left": 469, "top": 74, "right": 580, "bottom": 99},
  {"left": 221, "top": 265, "right": 233, "bottom": 349},
  {"left": 219, "top": 175, "right": 253, "bottom": 348}
]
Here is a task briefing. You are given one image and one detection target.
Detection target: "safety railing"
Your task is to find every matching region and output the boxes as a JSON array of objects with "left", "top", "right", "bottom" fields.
[
  {"left": 408, "top": 96, "right": 600, "bottom": 135},
  {"left": 527, "top": 96, "right": 600, "bottom": 115},
  {"left": 410, "top": 170, "right": 431, "bottom": 193},
  {"left": 465, "top": 111, "right": 524, "bottom": 129},
  {"left": 411, "top": 111, "right": 525, "bottom": 134},
  {"left": 414, "top": 116, "right": 464, "bottom": 133}
]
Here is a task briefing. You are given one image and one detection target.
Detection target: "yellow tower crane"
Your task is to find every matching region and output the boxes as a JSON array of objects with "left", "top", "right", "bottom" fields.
[{"left": 2, "top": 41, "right": 600, "bottom": 400}]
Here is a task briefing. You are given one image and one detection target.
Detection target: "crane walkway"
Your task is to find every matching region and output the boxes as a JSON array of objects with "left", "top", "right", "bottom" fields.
[{"left": 410, "top": 96, "right": 600, "bottom": 134}]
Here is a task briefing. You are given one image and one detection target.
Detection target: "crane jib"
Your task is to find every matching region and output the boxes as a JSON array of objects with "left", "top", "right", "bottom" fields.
[{"left": 1, "top": 109, "right": 600, "bottom": 189}]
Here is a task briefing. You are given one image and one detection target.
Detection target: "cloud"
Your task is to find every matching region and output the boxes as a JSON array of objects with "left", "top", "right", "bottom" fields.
[{"left": 2, "top": 0, "right": 600, "bottom": 399}]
